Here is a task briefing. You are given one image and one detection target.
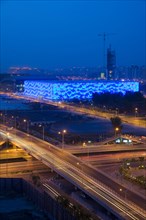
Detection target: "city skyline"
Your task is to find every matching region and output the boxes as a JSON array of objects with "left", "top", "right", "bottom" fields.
[
  {"left": 0, "top": 2, "right": 146, "bottom": 217},
  {"left": 0, "top": 0, "right": 146, "bottom": 72}
]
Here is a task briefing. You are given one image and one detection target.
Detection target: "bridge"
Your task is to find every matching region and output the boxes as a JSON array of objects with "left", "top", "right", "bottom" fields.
[
  {"left": 66, "top": 143, "right": 146, "bottom": 155},
  {"left": 0, "top": 125, "right": 145, "bottom": 220}
]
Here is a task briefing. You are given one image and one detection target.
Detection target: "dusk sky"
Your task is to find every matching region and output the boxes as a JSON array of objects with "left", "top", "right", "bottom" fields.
[{"left": 0, "top": 0, "right": 146, "bottom": 72}]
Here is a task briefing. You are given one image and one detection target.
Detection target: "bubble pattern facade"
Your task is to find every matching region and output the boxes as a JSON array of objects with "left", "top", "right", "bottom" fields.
[{"left": 22, "top": 80, "right": 139, "bottom": 101}]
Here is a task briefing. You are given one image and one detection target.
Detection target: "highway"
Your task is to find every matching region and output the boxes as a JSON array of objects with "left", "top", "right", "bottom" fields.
[
  {"left": 0, "top": 125, "right": 146, "bottom": 220},
  {"left": 80, "top": 151, "right": 146, "bottom": 164},
  {"left": 35, "top": 99, "right": 146, "bottom": 128},
  {"left": 2, "top": 93, "right": 146, "bottom": 128},
  {"left": 60, "top": 103, "right": 146, "bottom": 128},
  {"left": 0, "top": 160, "right": 48, "bottom": 176},
  {"left": 66, "top": 144, "right": 146, "bottom": 155}
]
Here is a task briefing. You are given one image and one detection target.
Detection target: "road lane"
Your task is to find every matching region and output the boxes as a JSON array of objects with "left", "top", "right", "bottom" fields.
[{"left": 0, "top": 125, "right": 145, "bottom": 220}]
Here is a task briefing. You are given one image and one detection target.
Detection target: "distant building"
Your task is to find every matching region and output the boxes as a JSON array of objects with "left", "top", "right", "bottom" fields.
[
  {"left": 107, "top": 45, "right": 116, "bottom": 80},
  {"left": 116, "top": 65, "right": 146, "bottom": 80},
  {"left": 8, "top": 66, "right": 46, "bottom": 75},
  {"left": 21, "top": 80, "right": 139, "bottom": 101}
]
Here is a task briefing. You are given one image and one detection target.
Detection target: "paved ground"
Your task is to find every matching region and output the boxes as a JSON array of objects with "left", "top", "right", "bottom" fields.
[{"left": 100, "top": 164, "right": 146, "bottom": 199}]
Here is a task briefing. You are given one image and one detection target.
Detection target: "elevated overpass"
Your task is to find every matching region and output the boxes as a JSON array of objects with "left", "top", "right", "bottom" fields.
[
  {"left": 66, "top": 135, "right": 146, "bottom": 155},
  {"left": 0, "top": 136, "right": 5, "bottom": 147},
  {"left": 66, "top": 144, "right": 146, "bottom": 155},
  {"left": 0, "top": 125, "right": 145, "bottom": 220}
]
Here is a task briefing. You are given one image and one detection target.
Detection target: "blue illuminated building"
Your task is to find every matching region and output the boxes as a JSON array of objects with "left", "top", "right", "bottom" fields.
[{"left": 22, "top": 80, "right": 139, "bottom": 101}]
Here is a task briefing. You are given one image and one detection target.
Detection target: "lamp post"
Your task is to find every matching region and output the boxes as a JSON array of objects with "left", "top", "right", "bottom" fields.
[
  {"left": 39, "top": 124, "right": 45, "bottom": 141},
  {"left": 135, "top": 107, "right": 138, "bottom": 118},
  {"left": 119, "top": 188, "right": 128, "bottom": 201},
  {"left": 23, "top": 119, "right": 29, "bottom": 134},
  {"left": 0, "top": 113, "right": 3, "bottom": 123},
  {"left": 116, "top": 108, "right": 119, "bottom": 116},
  {"left": 11, "top": 116, "right": 18, "bottom": 129},
  {"left": 6, "top": 132, "right": 10, "bottom": 176},
  {"left": 82, "top": 142, "right": 90, "bottom": 163},
  {"left": 1, "top": 113, "right": 6, "bottom": 125},
  {"left": 77, "top": 162, "right": 83, "bottom": 184},
  {"left": 115, "top": 127, "right": 119, "bottom": 137},
  {"left": 58, "top": 129, "right": 66, "bottom": 149}
]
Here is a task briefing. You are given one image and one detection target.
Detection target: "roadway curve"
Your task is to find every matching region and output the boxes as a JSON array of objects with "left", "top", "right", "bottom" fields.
[{"left": 0, "top": 125, "right": 146, "bottom": 220}]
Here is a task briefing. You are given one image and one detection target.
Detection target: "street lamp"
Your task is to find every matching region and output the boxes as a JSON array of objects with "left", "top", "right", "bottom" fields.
[
  {"left": 77, "top": 162, "right": 84, "bottom": 184},
  {"left": 39, "top": 124, "right": 45, "bottom": 141},
  {"left": 82, "top": 142, "right": 86, "bottom": 147},
  {"left": 23, "top": 119, "right": 29, "bottom": 134},
  {"left": 82, "top": 142, "right": 90, "bottom": 163},
  {"left": 103, "top": 105, "right": 106, "bottom": 113},
  {"left": 1, "top": 113, "right": 6, "bottom": 124},
  {"left": 116, "top": 108, "right": 119, "bottom": 116},
  {"left": 115, "top": 127, "right": 119, "bottom": 137},
  {"left": 119, "top": 188, "right": 127, "bottom": 200},
  {"left": 6, "top": 132, "right": 10, "bottom": 176},
  {"left": 58, "top": 129, "right": 67, "bottom": 149},
  {"left": 0, "top": 113, "right": 3, "bottom": 123},
  {"left": 11, "top": 116, "right": 18, "bottom": 129},
  {"left": 135, "top": 107, "right": 138, "bottom": 118}
]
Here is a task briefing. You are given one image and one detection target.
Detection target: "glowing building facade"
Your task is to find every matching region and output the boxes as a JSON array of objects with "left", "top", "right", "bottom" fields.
[{"left": 22, "top": 80, "right": 139, "bottom": 101}]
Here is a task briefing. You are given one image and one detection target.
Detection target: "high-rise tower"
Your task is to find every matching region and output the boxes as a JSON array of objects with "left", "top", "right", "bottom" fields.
[{"left": 107, "top": 45, "right": 116, "bottom": 80}]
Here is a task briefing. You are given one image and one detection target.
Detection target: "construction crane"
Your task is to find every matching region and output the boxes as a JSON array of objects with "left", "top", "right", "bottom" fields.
[{"left": 98, "top": 32, "right": 116, "bottom": 72}]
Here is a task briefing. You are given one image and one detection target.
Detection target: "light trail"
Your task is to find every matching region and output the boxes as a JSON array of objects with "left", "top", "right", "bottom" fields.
[{"left": 0, "top": 126, "right": 146, "bottom": 220}]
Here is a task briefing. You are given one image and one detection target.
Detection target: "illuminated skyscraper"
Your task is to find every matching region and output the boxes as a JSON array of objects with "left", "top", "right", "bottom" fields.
[{"left": 107, "top": 45, "right": 116, "bottom": 80}]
